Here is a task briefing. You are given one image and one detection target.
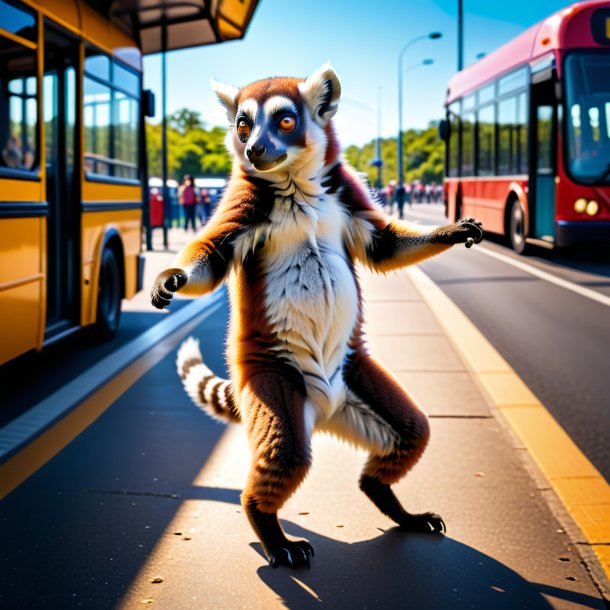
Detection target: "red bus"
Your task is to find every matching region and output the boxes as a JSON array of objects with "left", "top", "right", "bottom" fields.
[{"left": 440, "top": 1, "right": 610, "bottom": 253}]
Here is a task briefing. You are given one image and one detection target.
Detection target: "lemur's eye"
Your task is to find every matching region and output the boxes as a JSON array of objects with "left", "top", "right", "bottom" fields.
[
  {"left": 236, "top": 118, "right": 251, "bottom": 143},
  {"left": 278, "top": 115, "right": 296, "bottom": 134}
]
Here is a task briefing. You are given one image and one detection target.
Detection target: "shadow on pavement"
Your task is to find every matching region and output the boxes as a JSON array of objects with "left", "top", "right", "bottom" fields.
[{"left": 253, "top": 523, "right": 600, "bottom": 610}]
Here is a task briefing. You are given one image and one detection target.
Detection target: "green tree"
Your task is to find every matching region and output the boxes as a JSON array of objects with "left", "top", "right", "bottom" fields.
[
  {"left": 344, "top": 123, "right": 445, "bottom": 189},
  {"left": 145, "top": 113, "right": 231, "bottom": 180}
]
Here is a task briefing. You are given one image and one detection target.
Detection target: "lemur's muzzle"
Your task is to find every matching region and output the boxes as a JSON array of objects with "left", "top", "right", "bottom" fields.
[
  {"left": 246, "top": 142, "right": 266, "bottom": 162},
  {"left": 246, "top": 137, "right": 287, "bottom": 172}
]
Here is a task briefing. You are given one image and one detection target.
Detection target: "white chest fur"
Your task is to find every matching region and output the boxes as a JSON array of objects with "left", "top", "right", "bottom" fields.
[{"left": 262, "top": 190, "right": 359, "bottom": 422}]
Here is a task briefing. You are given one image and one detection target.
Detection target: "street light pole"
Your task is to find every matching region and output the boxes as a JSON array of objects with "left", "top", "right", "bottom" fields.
[
  {"left": 376, "top": 85, "right": 382, "bottom": 193},
  {"left": 458, "top": 0, "right": 464, "bottom": 71},
  {"left": 397, "top": 32, "right": 441, "bottom": 218}
]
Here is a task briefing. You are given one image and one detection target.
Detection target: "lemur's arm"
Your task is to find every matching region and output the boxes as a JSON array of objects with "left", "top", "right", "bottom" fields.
[
  {"left": 327, "top": 164, "right": 483, "bottom": 272},
  {"left": 151, "top": 177, "right": 263, "bottom": 309},
  {"left": 150, "top": 226, "right": 234, "bottom": 309}
]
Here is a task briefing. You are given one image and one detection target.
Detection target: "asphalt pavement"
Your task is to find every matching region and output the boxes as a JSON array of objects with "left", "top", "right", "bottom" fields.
[{"left": 0, "top": 225, "right": 608, "bottom": 609}]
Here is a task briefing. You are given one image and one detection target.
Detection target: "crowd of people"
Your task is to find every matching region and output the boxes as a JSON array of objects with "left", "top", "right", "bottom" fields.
[
  {"left": 149, "top": 175, "right": 225, "bottom": 231},
  {"left": 378, "top": 181, "right": 443, "bottom": 207}
]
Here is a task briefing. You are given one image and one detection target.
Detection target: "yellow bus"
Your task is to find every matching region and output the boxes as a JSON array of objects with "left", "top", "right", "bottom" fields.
[{"left": 0, "top": 0, "right": 259, "bottom": 366}]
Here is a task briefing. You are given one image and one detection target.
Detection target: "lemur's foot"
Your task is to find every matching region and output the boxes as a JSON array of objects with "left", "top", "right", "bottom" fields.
[
  {"left": 397, "top": 512, "right": 446, "bottom": 534},
  {"left": 151, "top": 267, "right": 187, "bottom": 309},
  {"left": 266, "top": 539, "right": 314, "bottom": 569}
]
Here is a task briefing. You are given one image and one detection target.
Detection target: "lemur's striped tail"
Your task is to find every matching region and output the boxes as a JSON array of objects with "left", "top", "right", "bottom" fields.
[{"left": 176, "top": 337, "right": 241, "bottom": 423}]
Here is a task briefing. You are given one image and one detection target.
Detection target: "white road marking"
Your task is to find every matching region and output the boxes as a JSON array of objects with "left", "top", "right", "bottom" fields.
[
  {"left": 403, "top": 206, "right": 610, "bottom": 309},
  {"left": 474, "top": 246, "right": 610, "bottom": 308}
]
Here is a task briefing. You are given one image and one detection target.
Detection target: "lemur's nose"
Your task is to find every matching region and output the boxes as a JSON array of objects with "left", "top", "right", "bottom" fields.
[{"left": 246, "top": 142, "right": 266, "bottom": 161}]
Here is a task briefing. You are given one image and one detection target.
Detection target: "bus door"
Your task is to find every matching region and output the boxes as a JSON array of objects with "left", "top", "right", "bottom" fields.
[
  {"left": 529, "top": 78, "right": 557, "bottom": 243},
  {"left": 43, "top": 24, "right": 79, "bottom": 341}
]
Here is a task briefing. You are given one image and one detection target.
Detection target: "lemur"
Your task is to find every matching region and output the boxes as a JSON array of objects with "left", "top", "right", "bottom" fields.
[{"left": 151, "top": 63, "right": 483, "bottom": 569}]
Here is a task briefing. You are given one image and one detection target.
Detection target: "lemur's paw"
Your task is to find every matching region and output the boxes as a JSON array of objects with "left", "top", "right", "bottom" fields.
[
  {"left": 434, "top": 218, "right": 484, "bottom": 247},
  {"left": 151, "top": 268, "right": 187, "bottom": 309},
  {"left": 267, "top": 540, "right": 314, "bottom": 569},
  {"left": 398, "top": 512, "right": 446, "bottom": 534}
]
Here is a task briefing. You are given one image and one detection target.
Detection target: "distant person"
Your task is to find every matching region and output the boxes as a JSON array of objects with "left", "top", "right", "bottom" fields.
[
  {"left": 2, "top": 135, "right": 22, "bottom": 168},
  {"left": 200, "top": 187, "right": 212, "bottom": 223},
  {"left": 179, "top": 175, "right": 198, "bottom": 232}
]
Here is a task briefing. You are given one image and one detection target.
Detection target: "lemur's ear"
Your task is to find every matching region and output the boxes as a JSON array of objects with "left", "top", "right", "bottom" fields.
[
  {"left": 298, "top": 62, "right": 341, "bottom": 127},
  {"left": 210, "top": 78, "right": 240, "bottom": 123}
]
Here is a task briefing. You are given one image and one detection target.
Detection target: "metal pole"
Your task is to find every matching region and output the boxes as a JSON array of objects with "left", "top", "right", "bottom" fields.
[
  {"left": 376, "top": 85, "right": 382, "bottom": 192},
  {"left": 397, "top": 46, "right": 406, "bottom": 219},
  {"left": 458, "top": 0, "right": 464, "bottom": 71},
  {"left": 161, "top": 28, "right": 169, "bottom": 249}
]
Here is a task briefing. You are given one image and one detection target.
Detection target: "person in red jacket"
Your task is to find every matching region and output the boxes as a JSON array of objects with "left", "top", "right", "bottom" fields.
[{"left": 179, "top": 175, "right": 199, "bottom": 231}]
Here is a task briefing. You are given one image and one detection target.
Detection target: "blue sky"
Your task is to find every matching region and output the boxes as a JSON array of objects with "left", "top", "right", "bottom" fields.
[{"left": 143, "top": 0, "right": 576, "bottom": 147}]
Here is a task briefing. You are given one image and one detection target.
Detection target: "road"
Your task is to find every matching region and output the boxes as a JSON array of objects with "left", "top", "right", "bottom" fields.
[{"left": 403, "top": 203, "right": 610, "bottom": 481}]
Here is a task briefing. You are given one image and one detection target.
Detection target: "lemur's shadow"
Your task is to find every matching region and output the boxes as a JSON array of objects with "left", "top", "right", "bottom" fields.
[{"left": 250, "top": 522, "right": 598, "bottom": 610}]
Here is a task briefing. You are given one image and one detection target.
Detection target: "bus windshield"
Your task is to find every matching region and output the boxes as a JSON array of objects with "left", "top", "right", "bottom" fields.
[{"left": 564, "top": 52, "right": 610, "bottom": 185}]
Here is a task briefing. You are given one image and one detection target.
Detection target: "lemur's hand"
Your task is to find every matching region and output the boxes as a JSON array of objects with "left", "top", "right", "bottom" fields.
[
  {"left": 151, "top": 268, "right": 187, "bottom": 309},
  {"left": 433, "top": 217, "right": 484, "bottom": 248}
]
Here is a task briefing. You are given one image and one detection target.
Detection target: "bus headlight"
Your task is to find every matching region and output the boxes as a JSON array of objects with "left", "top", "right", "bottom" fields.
[
  {"left": 586, "top": 200, "right": 599, "bottom": 216},
  {"left": 574, "top": 198, "right": 587, "bottom": 213}
]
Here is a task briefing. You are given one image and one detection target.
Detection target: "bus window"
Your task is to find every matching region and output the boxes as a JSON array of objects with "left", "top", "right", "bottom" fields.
[
  {"left": 537, "top": 106, "right": 554, "bottom": 173},
  {"left": 462, "top": 112, "right": 475, "bottom": 176},
  {"left": 498, "top": 96, "right": 517, "bottom": 174},
  {"left": 516, "top": 92, "right": 528, "bottom": 174},
  {"left": 448, "top": 102, "right": 460, "bottom": 177},
  {"left": 114, "top": 91, "right": 138, "bottom": 179},
  {"left": 0, "top": 36, "right": 37, "bottom": 172},
  {"left": 498, "top": 67, "right": 528, "bottom": 96},
  {"left": 564, "top": 52, "right": 610, "bottom": 185},
  {"left": 84, "top": 47, "right": 140, "bottom": 181},
  {"left": 477, "top": 104, "right": 495, "bottom": 176},
  {"left": 84, "top": 77, "right": 112, "bottom": 175}
]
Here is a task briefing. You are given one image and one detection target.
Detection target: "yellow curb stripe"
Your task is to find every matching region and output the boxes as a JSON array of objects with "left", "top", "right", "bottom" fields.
[
  {"left": 408, "top": 266, "right": 610, "bottom": 578},
  {"left": 0, "top": 304, "right": 217, "bottom": 501}
]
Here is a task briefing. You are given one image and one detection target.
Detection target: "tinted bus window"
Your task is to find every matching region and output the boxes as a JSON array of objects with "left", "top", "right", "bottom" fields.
[
  {"left": 478, "top": 82, "right": 495, "bottom": 105},
  {"left": 565, "top": 52, "right": 610, "bottom": 185},
  {"left": 114, "top": 90, "right": 138, "bottom": 179},
  {"left": 498, "top": 67, "right": 528, "bottom": 96},
  {"left": 516, "top": 92, "right": 528, "bottom": 174},
  {"left": 84, "top": 77, "right": 112, "bottom": 175},
  {"left": 448, "top": 102, "right": 460, "bottom": 177},
  {"left": 462, "top": 112, "right": 475, "bottom": 176},
  {"left": 0, "top": 36, "right": 37, "bottom": 171},
  {"left": 478, "top": 105, "right": 495, "bottom": 176},
  {"left": 84, "top": 47, "right": 140, "bottom": 180},
  {"left": 498, "top": 97, "right": 516, "bottom": 174},
  {"left": 537, "top": 106, "right": 554, "bottom": 173}
]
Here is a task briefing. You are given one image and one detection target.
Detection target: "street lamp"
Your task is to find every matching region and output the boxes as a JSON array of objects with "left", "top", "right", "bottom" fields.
[{"left": 397, "top": 32, "right": 441, "bottom": 218}]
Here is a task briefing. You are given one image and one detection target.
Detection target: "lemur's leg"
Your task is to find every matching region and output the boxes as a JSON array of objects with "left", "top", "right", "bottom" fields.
[
  {"left": 240, "top": 371, "right": 314, "bottom": 568},
  {"left": 323, "top": 352, "right": 445, "bottom": 533}
]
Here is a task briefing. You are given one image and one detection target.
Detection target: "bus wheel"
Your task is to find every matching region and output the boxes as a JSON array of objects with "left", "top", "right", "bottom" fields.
[
  {"left": 509, "top": 199, "right": 528, "bottom": 254},
  {"left": 94, "top": 247, "right": 122, "bottom": 340}
]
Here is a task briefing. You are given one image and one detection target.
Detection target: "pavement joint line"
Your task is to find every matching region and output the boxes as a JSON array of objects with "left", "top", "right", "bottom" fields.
[
  {"left": 407, "top": 265, "right": 610, "bottom": 582},
  {"left": 0, "top": 287, "right": 225, "bottom": 498}
]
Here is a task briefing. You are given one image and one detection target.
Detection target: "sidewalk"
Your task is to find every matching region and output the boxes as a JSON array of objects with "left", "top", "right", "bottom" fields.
[{"left": 116, "top": 227, "right": 609, "bottom": 609}]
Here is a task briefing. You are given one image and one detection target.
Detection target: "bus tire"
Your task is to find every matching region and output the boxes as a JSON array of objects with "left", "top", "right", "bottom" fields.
[
  {"left": 93, "top": 246, "right": 122, "bottom": 340},
  {"left": 508, "top": 198, "right": 529, "bottom": 255}
]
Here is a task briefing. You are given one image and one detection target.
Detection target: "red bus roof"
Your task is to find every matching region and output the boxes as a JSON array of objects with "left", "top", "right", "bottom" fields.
[{"left": 446, "top": 0, "right": 610, "bottom": 103}]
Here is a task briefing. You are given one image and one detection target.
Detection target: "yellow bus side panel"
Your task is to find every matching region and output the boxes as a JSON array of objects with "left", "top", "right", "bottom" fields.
[
  {"left": 0, "top": 217, "right": 44, "bottom": 365},
  {"left": 82, "top": 182, "right": 141, "bottom": 202},
  {"left": 81, "top": 209, "right": 142, "bottom": 326},
  {"left": 0, "top": 178, "right": 43, "bottom": 203}
]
